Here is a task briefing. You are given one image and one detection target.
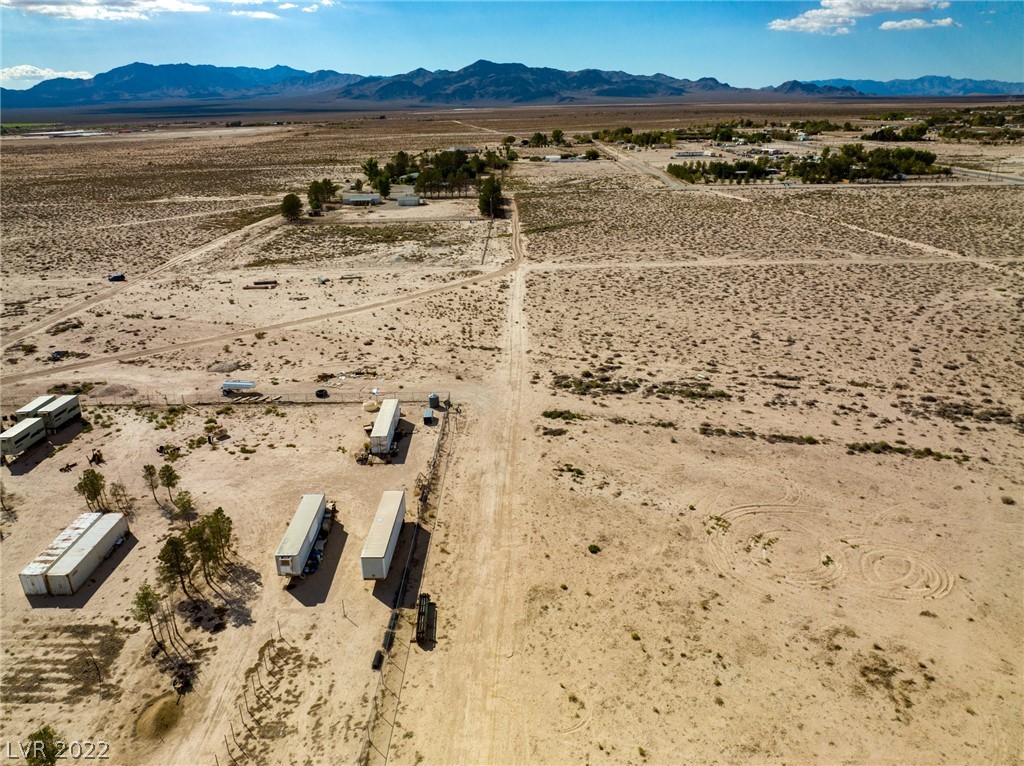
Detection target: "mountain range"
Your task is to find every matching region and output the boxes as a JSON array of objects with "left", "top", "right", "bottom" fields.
[{"left": 2, "top": 61, "right": 1020, "bottom": 114}]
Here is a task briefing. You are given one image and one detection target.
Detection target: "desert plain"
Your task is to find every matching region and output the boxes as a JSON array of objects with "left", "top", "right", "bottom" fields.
[{"left": 1, "top": 104, "right": 1022, "bottom": 766}]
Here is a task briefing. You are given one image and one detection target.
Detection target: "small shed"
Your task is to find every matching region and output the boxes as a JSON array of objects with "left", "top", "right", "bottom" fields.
[
  {"left": 397, "top": 194, "right": 421, "bottom": 207},
  {"left": 423, "top": 408, "right": 434, "bottom": 425}
]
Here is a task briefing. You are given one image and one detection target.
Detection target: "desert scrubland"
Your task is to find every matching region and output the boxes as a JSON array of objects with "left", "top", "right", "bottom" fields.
[{"left": 1, "top": 108, "right": 1022, "bottom": 766}]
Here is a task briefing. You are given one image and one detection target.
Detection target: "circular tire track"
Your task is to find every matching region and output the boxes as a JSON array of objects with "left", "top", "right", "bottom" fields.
[
  {"left": 704, "top": 504, "right": 848, "bottom": 593},
  {"left": 848, "top": 541, "right": 954, "bottom": 600}
]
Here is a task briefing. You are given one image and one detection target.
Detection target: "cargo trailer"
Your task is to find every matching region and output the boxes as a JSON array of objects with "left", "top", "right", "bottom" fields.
[
  {"left": 45, "top": 514, "right": 129, "bottom": 596},
  {"left": 13, "top": 395, "right": 56, "bottom": 422},
  {"left": 18, "top": 512, "right": 103, "bottom": 596},
  {"left": 275, "top": 493, "right": 327, "bottom": 577},
  {"left": 370, "top": 399, "right": 401, "bottom": 455},
  {"left": 1, "top": 417, "right": 47, "bottom": 456},
  {"left": 361, "top": 490, "right": 406, "bottom": 580},
  {"left": 36, "top": 395, "right": 81, "bottom": 433},
  {"left": 222, "top": 380, "right": 257, "bottom": 394}
]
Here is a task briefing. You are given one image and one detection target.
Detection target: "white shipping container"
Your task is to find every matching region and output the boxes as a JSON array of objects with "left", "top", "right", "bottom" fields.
[
  {"left": 13, "top": 395, "right": 57, "bottom": 422},
  {"left": 361, "top": 490, "right": 406, "bottom": 580},
  {"left": 45, "top": 514, "right": 128, "bottom": 596},
  {"left": 275, "top": 493, "right": 327, "bottom": 577},
  {"left": 37, "top": 395, "right": 81, "bottom": 433},
  {"left": 370, "top": 399, "right": 401, "bottom": 455},
  {"left": 1, "top": 417, "right": 47, "bottom": 456},
  {"left": 18, "top": 513, "right": 103, "bottom": 596}
]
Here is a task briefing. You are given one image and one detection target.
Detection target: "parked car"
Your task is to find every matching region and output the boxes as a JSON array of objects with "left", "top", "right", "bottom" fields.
[{"left": 315, "top": 389, "right": 329, "bottom": 399}]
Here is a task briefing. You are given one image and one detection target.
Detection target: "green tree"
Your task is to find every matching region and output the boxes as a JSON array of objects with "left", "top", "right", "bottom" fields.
[
  {"left": 529, "top": 132, "right": 549, "bottom": 148},
  {"left": 109, "top": 481, "right": 132, "bottom": 515},
  {"left": 281, "top": 193, "right": 302, "bottom": 221},
  {"left": 74, "top": 469, "right": 107, "bottom": 511},
  {"left": 142, "top": 464, "right": 159, "bottom": 504},
  {"left": 186, "top": 517, "right": 222, "bottom": 586},
  {"left": 585, "top": 149, "right": 600, "bottom": 161},
  {"left": 23, "top": 726, "right": 63, "bottom": 766},
  {"left": 375, "top": 175, "right": 391, "bottom": 199},
  {"left": 172, "top": 490, "right": 197, "bottom": 528},
  {"left": 478, "top": 175, "right": 503, "bottom": 218},
  {"left": 361, "top": 157, "right": 380, "bottom": 180},
  {"left": 353, "top": 178, "right": 364, "bottom": 192},
  {"left": 207, "top": 506, "right": 235, "bottom": 561},
  {"left": 131, "top": 583, "right": 164, "bottom": 646},
  {"left": 157, "top": 536, "right": 195, "bottom": 598},
  {"left": 551, "top": 129, "right": 564, "bottom": 145},
  {"left": 158, "top": 465, "right": 179, "bottom": 504}
]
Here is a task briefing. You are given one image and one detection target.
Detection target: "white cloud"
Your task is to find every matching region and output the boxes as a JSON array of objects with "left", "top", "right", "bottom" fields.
[
  {"left": 880, "top": 16, "right": 957, "bottom": 28},
  {"left": 277, "top": 2, "right": 296, "bottom": 7},
  {"left": 0, "top": 0, "right": 210, "bottom": 21},
  {"left": 768, "top": 0, "right": 952, "bottom": 35},
  {"left": 0, "top": 64, "right": 92, "bottom": 82},
  {"left": 229, "top": 8, "right": 277, "bottom": 17},
  {"left": 301, "top": 2, "right": 317, "bottom": 11}
]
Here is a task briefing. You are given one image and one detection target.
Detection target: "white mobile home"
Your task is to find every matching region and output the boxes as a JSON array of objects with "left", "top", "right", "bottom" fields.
[
  {"left": 0, "top": 417, "right": 47, "bottom": 456},
  {"left": 361, "top": 490, "right": 406, "bottom": 580},
  {"left": 275, "top": 493, "right": 327, "bottom": 577},
  {"left": 18, "top": 512, "right": 103, "bottom": 595},
  {"left": 13, "top": 395, "right": 57, "bottom": 422},
  {"left": 45, "top": 513, "right": 129, "bottom": 596},
  {"left": 370, "top": 399, "right": 401, "bottom": 456},
  {"left": 36, "top": 395, "right": 81, "bottom": 433}
]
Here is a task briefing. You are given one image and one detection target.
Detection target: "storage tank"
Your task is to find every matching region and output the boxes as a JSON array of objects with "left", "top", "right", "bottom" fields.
[
  {"left": 361, "top": 490, "right": 406, "bottom": 580},
  {"left": 45, "top": 514, "right": 128, "bottom": 596}
]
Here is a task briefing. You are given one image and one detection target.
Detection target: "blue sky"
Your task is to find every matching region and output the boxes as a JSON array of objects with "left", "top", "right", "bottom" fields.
[{"left": 1, "top": 1, "right": 1021, "bottom": 90}]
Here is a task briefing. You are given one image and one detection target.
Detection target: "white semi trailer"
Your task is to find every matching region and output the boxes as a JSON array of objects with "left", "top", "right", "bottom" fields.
[
  {"left": 222, "top": 380, "right": 257, "bottom": 395},
  {"left": 369, "top": 399, "right": 401, "bottom": 455},
  {"left": 275, "top": 493, "right": 327, "bottom": 577},
  {"left": 0, "top": 417, "right": 47, "bottom": 457},
  {"left": 45, "top": 514, "right": 129, "bottom": 596},
  {"left": 13, "top": 395, "right": 56, "bottom": 422},
  {"left": 37, "top": 395, "right": 81, "bottom": 433},
  {"left": 18, "top": 512, "right": 103, "bottom": 596},
  {"left": 361, "top": 490, "right": 406, "bottom": 580}
]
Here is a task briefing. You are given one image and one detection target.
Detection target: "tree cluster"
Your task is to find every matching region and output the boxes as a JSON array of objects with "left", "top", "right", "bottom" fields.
[
  {"left": 861, "top": 124, "right": 928, "bottom": 142},
  {"left": 667, "top": 158, "right": 775, "bottom": 184},
  {"left": 791, "top": 144, "right": 948, "bottom": 183},
  {"left": 478, "top": 176, "right": 503, "bottom": 218}
]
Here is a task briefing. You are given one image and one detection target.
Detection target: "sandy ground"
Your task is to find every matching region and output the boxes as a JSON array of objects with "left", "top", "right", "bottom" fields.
[{"left": 1, "top": 108, "right": 1022, "bottom": 766}]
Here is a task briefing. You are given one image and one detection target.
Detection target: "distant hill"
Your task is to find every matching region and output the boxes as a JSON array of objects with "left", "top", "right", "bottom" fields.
[
  {"left": 810, "top": 76, "right": 1024, "bottom": 97},
  {"left": 1, "top": 60, "right": 865, "bottom": 113},
  {"left": 0, "top": 62, "right": 364, "bottom": 108}
]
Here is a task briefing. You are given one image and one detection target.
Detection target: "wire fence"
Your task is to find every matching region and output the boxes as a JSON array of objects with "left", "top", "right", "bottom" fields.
[{"left": 2, "top": 390, "right": 451, "bottom": 413}]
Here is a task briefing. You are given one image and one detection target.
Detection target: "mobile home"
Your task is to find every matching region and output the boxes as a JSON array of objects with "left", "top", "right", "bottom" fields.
[
  {"left": 18, "top": 512, "right": 103, "bottom": 596},
  {"left": 45, "top": 514, "right": 129, "bottom": 596},
  {"left": 13, "top": 395, "right": 56, "bottom": 422},
  {"left": 370, "top": 399, "right": 401, "bottom": 456},
  {"left": 275, "top": 493, "right": 327, "bottom": 577},
  {"left": 36, "top": 395, "right": 81, "bottom": 433},
  {"left": 0, "top": 417, "right": 47, "bottom": 457},
  {"left": 361, "top": 490, "right": 406, "bottom": 580}
]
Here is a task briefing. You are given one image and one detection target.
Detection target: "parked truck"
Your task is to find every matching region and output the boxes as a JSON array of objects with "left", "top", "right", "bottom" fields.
[
  {"left": 369, "top": 398, "right": 401, "bottom": 455},
  {"left": 45, "top": 513, "right": 129, "bottom": 596},
  {"left": 12, "top": 395, "right": 56, "bottom": 422},
  {"left": 361, "top": 490, "right": 406, "bottom": 580},
  {"left": 275, "top": 493, "right": 327, "bottom": 577},
  {"left": 36, "top": 395, "right": 81, "bottom": 433}
]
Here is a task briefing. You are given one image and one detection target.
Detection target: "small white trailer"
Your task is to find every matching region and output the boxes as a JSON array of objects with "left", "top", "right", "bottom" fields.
[
  {"left": 275, "top": 493, "right": 327, "bottom": 577},
  {"left": 222, "top": 380, "right": 257, "bottom": 395},
  {"left": 36, "top": 395, "right": 81, "bottom": 433},
  {"left": 0, "top": 417, "right": 47, "bottom": 456},
  {"left": 370, "top": 399, "right": 401, "bottom": 456},
  {"left": 18, "top": 512, "right": 103, "bottom": 596},
  {"left": 361, "top": 490, "right": 406, "bottom": 580},
  {"left": 13, "top": 395, "right": 57, "bottom": 422},
  {"left": 45, "top": 514, "right": 129, "bottom": 596}
]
